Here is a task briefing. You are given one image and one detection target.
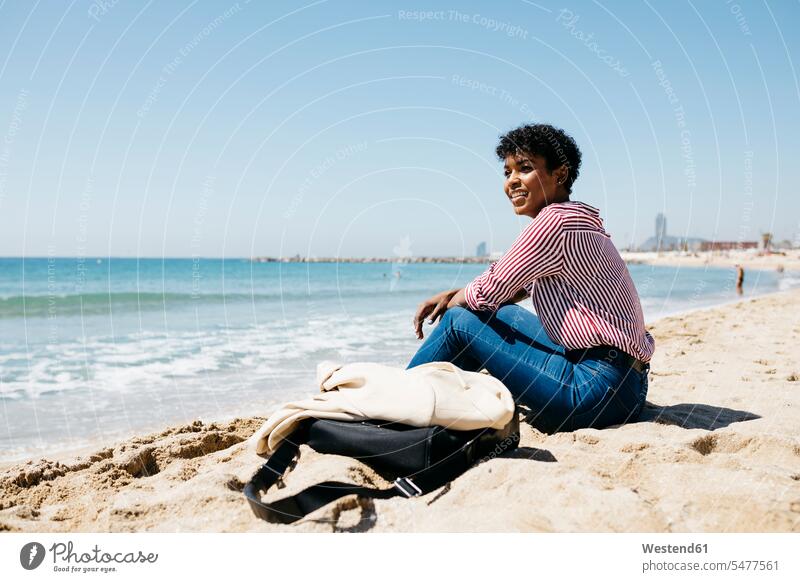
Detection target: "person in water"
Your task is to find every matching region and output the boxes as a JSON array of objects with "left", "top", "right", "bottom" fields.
[
  {"left": 407, "top": 123, "right": 654, "bottom": 433},
  {"left": 735, "top": 264, "right": 745, "bottom": 295}
]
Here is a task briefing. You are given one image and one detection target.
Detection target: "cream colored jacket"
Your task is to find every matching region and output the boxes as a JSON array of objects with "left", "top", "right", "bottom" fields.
[{"left": 251, "top": 361, "right": 515, "bottom": 455}]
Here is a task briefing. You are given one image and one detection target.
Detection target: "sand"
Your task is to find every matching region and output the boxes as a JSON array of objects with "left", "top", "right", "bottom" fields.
[{"left": 1, "top": 290, "right": 799, "bottom": 533}]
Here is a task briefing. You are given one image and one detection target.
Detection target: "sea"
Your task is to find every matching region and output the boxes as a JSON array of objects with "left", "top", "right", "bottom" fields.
[{"left": 1, "top": 257, "right": 798, "bottom": 460}]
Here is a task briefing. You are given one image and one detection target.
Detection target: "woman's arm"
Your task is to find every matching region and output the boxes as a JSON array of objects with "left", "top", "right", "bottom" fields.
[
  {"left": 448, "top": 285, "right": 528, "bottom": 309},
  {"left": 445, "top": 287, "right": 468, "bottom": 309},
  {"left": 415, "top": 284, "right": 530, "bottom": 339},
  {"left": 464, "top": 211, "right": 564, "bottom": 312},
  {"left": 506, "top": 285, "right": 530, "bottom": 304}
]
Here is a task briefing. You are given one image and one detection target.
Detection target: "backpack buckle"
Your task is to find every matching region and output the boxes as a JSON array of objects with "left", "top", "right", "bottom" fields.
[{"left": 394, "top": 477, "right": 423, "bottom": 497}]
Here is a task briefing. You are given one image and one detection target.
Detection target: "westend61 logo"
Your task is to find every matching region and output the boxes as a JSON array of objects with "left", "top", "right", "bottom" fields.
[{"left": 19, "top": 541, "right": 158, "bottom": 573}]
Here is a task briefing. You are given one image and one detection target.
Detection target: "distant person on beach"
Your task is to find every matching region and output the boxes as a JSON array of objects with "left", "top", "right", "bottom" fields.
[
  {"left": 736, "top": 265, "right": 744, "bottom": 295},
  {"left": 408, "top": 123, "right": 654, "bottom": 433}
]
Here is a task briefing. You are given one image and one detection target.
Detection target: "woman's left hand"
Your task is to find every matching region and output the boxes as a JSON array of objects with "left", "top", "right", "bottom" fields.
[{"left": 413, "top": 288, "right": 459, "bottom": 339}]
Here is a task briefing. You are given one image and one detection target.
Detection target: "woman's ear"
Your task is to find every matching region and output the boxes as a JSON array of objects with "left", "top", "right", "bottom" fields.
[{"left": 554, "top": 165, "right": 569, "bottom": 187}]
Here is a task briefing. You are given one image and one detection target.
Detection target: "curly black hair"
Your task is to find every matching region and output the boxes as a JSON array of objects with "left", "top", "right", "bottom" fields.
[{"left": 496, "top": 123, "right": 582, "bottom": 193}]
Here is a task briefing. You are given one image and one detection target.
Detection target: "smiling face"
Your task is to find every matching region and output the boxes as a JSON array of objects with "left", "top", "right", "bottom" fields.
[{"left": 503, "top": 153, "right": 569, "bottom": 218}]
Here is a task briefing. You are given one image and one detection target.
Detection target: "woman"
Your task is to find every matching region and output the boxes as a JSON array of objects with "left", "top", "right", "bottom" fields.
[{"left": 407, "top": 123, "right": 654, "bottom": 433}]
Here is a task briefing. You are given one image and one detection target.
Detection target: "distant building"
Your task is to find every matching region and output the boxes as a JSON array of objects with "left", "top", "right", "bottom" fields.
[
  {"left": 655, "top": 213, "right": 667, "bottom": 249},
  {"left": 476, "top": 241, "right": 487, "bottom": 257},
  {"left": 639, "top": 212, "right": 706, "bottom": 251},
  {"left": 699, "top": 241, "right": 758, "bottom": 252}
]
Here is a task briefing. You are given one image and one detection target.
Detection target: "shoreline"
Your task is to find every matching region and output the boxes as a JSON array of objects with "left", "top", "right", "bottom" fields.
[
  {"left": 2, "top": 290, "right": 799, "bottom": 532},
  {"left": 0, "top": 406, "right": 273, "bottom": 471},
  {"left": 642, "top": 282, "right": 800, "bottom": 324},
  {"left": 7, "top": 250, "right": 799, "bottom": 270},
  {"left": 2, "top": 283, "right": 799, "bottom": 467},
  {"left": 1, "top": 283, "right": 795, "bottom": 466}
]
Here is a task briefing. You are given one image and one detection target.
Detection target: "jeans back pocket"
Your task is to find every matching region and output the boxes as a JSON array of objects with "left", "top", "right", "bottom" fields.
[{"left": 569, "top": 362, "right": 645, "bottom": 430}]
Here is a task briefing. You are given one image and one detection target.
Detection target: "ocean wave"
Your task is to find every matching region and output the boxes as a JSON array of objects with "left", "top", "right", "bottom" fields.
[
  {"left": 778, "top": 275, "right": 800, "bottom": 292},
  {"left": 0, "top": 310, "right": 413, "bottom": 401},
  {"left": 0, "top": 288, "right": 420, "bottom": 319}
]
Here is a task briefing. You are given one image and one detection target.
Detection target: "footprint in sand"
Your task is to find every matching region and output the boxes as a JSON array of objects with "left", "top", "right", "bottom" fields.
[{"left": 688, "top": 433, "right": 754, "bottom": 456}]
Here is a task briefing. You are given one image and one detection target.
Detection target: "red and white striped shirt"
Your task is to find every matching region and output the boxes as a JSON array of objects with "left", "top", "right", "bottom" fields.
[{"left": 464, "top": 201, "right": 655, "bottom": 363}]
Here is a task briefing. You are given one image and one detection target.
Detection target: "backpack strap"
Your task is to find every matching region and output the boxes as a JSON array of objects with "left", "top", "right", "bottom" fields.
[{"left": 243, "top": 423, "right": 484, "bottom": 524}]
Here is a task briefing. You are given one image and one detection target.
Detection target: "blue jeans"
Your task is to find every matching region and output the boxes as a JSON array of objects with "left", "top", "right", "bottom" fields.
[{"left": 406, "top": 305, "right": 649, "bottom": 433}]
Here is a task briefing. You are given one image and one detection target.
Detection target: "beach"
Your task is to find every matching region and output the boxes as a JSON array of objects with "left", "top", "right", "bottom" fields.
[
  {"left": 1, "top": 288, "right": 799, "bottom": 533},
  {"left": 5, "top": 258, "right": 796, "bottom": 462}
]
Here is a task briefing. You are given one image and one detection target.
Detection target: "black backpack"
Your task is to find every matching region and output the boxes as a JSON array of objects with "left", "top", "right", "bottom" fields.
[{"left": 244, "top": 412, "right": 520, "bottom": 524}]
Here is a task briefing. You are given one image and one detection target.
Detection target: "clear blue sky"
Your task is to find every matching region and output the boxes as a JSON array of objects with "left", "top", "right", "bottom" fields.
[{"left": 0, "top": 0, "right": 798, "bottom": 258}]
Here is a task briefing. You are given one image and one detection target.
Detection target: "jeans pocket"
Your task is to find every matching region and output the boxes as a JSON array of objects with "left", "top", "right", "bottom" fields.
[
  {"left": 611, "top": 371, "right": 649, "bottom": 426},
  {"left": 570, "top": 374, "right": 643, "bottom": 431},
  {"left": 631, "top": 370, "right": 649, "bottom": 418},
  {"left": 569, "top": 384, "right": 619, "bottom": 430}
]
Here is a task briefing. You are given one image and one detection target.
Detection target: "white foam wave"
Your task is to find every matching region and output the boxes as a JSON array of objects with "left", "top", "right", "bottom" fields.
[
  {"left": 0, "top": 310, "right": 416, "bottom": 402},
  {"left": 778, "top": 275, "right": 800, "bottom": 291}
]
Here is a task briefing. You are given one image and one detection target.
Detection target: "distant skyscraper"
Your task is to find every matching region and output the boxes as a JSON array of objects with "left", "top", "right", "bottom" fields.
[
  {"left": 655, "top": 213, "right": 667, "bottom": 249},
  {"left": 476, "top": 241, "right": 487, "bottom": 257}
]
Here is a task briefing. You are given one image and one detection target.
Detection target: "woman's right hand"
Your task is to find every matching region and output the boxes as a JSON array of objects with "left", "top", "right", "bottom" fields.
[{"left": 413, "top": 288, "right": 460, "bottom": 340}]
